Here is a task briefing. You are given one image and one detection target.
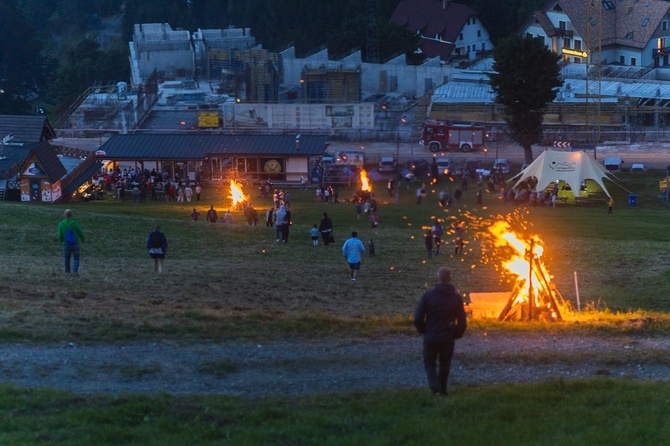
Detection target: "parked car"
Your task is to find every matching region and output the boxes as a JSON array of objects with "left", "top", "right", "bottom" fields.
[
  {"left": 604, "top": 157, "right": 624, "bottom": 172},
  {"left": 402, "top": 158, "right": 430, "bottom": 179},
  {"left": 435, "top": 157, "right": 453, "bottom": 177},
  {"left": 378, "top": 156, "right": 397, "bottom": 173},
  {"left": 464, "top": 158, "right": 480, "bottom": 178},
  {"left": 493, "top": 158, "right": 511, "bottom": 174},
  {"left": 630, "top": 163, "right": 646, "bottom": 172}
]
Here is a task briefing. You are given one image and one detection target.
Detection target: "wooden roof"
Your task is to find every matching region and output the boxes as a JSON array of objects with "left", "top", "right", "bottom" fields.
[
  {"left": 0, "top": 115, "right": 56, "bottom": 144},
  {"left": 24, "top": 141, "right": 67, "bottom": 183}
]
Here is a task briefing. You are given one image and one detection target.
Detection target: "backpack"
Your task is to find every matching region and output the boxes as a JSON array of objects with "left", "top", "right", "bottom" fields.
[
  {"left": 150, "top": 232, "right": 163, "bottom": 249},
  {"left": 64, "top": 229, "right": 77, "bottom": 244}
]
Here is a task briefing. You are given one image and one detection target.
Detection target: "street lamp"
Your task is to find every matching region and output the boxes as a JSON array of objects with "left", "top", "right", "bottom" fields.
[{"left": 0, "top": 133, "right": 13, "bottom": 160}]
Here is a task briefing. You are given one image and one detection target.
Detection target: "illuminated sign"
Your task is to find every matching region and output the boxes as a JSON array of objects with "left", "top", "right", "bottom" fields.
[{"left": 561, "top": 48, "right": 588, "bottom": 58}]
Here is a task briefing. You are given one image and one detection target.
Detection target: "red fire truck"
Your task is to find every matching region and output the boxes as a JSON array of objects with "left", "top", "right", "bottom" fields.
[{"left": 419, "top": 120, "right": 487, "bottom": 153}]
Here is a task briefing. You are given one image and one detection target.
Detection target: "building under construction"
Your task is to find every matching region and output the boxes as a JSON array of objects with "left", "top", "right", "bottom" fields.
[{"left": 301, "top": 65, "right": 362, "bottom": 104}]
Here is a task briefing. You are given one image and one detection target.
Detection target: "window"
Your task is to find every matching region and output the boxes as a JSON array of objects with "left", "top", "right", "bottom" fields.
[
  {"left": 559, "top": 21, "right": 566, "bottom": 30},
  {"left": 620, "top": 55, "right": 625, "bottom": 64},
  {"left": 663, "top": 20, "right": 668, "bottom": 31},
  {"left": 564, "top": 38, "right": 571, "bottom": 48},
  {"left": 538, "top": 36, "right": 545, "bottom": 45},
  {"left": 575, "top": 40, "right": 582, "bottom": 50},
  {"left": 481, "top": 43, "right": 486, "bottom": 51},
  {"left": 477, "top": 30, "right": 481, "bottom": 37},
  {"left": 631, "top": 57, "right": 637, "bottom": 66},
  {"left": 459, "top": 33, "right": 463, "bottom": 41},
  {"left": 602, "top": 1, "right": 615, "bottom": 10},
  {"left": 642, "top": 18, "right": 650, "bottom": 27}
]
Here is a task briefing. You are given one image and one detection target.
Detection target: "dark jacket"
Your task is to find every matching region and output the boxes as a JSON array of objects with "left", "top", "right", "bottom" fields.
[{"left": 414, "top": 283, "right": 466, "bottom": 342}]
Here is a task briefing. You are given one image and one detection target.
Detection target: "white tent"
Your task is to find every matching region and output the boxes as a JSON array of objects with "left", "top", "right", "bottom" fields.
[{"left": 513, "top": 150, "right": 616, "bottom": 198}]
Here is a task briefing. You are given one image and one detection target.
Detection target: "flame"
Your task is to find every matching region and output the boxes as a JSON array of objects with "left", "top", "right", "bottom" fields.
[
  {"left": 229, "top": 180, "right": 248, "bottom": 208},
  {"left": 488, "top": 221, "right": 556, "bottom": 317},
  {"left": 360, "top": 169, "right": 371, "bottom": 192}
]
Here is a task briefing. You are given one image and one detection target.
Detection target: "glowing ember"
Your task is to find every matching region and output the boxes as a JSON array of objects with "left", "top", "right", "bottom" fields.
[
  {"left": 360, "top": 169, "right": 371, "bottom": 192},
  {"left": 229, "top": 180, "right": 248, "bottom": 208},
  {"left": 487, "top": 220, "right": 562, "bottom": 321}
]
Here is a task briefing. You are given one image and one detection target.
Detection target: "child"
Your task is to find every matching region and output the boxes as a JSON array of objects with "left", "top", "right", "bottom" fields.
[
  {"left": 368, "top": 238, "right": 376, "bottom": 257},
  {"left": 191, "top": 208, "right": 200, "bottom": 222},
  {"left": 424, "top": 230, "right": 433, "bottom": 259},
  {"left": 310, "top": 224, "right": 320, "bottom": 246}
]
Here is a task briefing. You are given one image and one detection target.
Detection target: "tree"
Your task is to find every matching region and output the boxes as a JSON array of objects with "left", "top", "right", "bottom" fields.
[{"left": 488, "top": 35, "right": 563, "bottom": 162}]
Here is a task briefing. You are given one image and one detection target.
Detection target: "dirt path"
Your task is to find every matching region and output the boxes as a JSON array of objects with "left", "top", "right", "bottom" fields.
[{"left": 2, "top": 331, "right": 669, "bottom": 397}]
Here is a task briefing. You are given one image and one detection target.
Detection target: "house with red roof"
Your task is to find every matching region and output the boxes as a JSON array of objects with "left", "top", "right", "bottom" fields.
[{"left": 390, "top": 0, "right": 494, "bottom": 64}]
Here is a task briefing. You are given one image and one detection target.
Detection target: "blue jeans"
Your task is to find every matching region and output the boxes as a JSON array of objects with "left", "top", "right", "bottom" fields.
[
  {"left": 422, "top": 338, "right": 455, "bottom": 394},
  {"left": 63, "top": 243, "right": 81, "bottom": 273}
]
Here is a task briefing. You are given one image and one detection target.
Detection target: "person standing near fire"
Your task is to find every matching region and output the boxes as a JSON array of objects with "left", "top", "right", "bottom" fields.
[
  {"left": 414, "top": 267, "right": 467, "bottom": 396},
  {"left": 206, "top": 205, "right": 218, "bottom": 223}
]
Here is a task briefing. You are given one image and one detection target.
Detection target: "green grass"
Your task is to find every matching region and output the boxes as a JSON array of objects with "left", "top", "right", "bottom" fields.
[
  {"left": 2, "top": 171, "right": 670, "bottom": 340},
  {"left": 3, "top": 172, "right": 670, "bottom": 443},
  {"left": 0, "top": 379, "right": 669, "bottom": 445}
]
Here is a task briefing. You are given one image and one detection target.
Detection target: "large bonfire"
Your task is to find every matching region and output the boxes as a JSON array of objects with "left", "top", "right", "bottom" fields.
[
  {"left": 229, "top": 179, "right": 248, "bottom": 209},
  {"left": 486, "top": 219, "right": 565, "bottom": 321}
]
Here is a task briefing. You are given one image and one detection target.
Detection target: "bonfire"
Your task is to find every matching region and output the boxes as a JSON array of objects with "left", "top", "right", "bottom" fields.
[
  {"left": 487, "top": 220, "right": 565, "bottom": 322},
  {"left": 359, "top": 169, "right": 371, "bottom": 192},
  {"left": 229, "top": 179, "right": 248, "bottom": 210}
]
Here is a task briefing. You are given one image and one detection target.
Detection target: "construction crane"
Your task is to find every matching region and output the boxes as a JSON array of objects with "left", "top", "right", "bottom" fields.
[{"left": 585, "top": 0, "right": 604, "bottom": 151}]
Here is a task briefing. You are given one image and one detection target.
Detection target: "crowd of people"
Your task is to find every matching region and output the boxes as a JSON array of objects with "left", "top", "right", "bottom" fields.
[{"left": 91, "top": 167, "right": 204, "bottom": 204}]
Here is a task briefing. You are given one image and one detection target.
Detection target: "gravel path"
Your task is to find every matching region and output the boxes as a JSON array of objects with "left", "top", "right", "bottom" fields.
[{"left": 2, "top": 332, "right": 670, "bottom": 397}]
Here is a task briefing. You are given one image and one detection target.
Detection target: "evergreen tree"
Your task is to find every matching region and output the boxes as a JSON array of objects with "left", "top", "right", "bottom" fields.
[{"left": 488, "top": 35, "right": 563, "bottom": 162}]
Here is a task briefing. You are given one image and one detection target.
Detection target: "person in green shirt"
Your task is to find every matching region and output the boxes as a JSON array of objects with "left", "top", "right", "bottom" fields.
[{"left": 57, "top": 209, "right": 85, "bottom": 274}]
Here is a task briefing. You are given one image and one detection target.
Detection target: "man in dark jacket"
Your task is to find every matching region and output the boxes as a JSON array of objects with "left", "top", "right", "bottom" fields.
[
  {"left": 319, "top": 212, "right": 333, "bottom": 246},
  {"left": 414, "top": 267, "right": 467, "bottom": 396}
]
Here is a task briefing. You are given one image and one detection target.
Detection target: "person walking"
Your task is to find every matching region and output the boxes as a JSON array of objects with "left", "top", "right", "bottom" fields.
[
  {"left": 608, "top": 197, "right": 614, "bottom": 214},
  {"left": 453, "top": 220, "right": 465, "bottom": 255},
  {"left": 424, "top": 230, "right": 433, "bottom": 259},
  {"left": 414, "top": 267, "right": 467, "bottom": 396},
  {"left": 431, "top": 219, "right": 445, "bottom": 256},
  {"left": 147, "top": 225, "right": 168, "bottom": 273},
  {"left": 310, "top": 224, "right": 320, "bottom": 246},
  {"left": 57, "top": 209, "right": 85, "bottom": 274},
  {"left": 342, "top": 231, "right": 365, "bottom": 281},
  {"left": 319, "top": 211, "right": 334, "bottom": 246}
]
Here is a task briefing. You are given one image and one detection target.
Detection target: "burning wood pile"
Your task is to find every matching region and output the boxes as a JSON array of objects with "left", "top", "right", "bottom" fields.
[
  {"left": 229, "top": 179, "right": 248, "bottom": 210},
  {"left": 487, "top": 221, "right": 566, "bottom": 322}
]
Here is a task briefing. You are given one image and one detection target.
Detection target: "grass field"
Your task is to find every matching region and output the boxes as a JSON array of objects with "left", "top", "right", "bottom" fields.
[
  {"left": 3, "top": 170, "right": 670, "bottom": 443},
  {"left": 2, "top": 171, "right": 670, "bottom": 341}
]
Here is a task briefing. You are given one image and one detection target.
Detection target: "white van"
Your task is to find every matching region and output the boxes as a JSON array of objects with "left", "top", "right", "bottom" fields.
[{"left": 604, "top": 157, "right": 624, "bottom": 172}]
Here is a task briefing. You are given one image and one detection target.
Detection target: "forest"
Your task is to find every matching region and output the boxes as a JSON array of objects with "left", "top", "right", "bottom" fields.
[{"left": 0, "top": 0, "right": 545, "bottom": 119}]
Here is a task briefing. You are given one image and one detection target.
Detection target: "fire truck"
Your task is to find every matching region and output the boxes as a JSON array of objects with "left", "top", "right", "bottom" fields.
[{"left": 419, "top": 120, "right": 487, "bottom": 153}]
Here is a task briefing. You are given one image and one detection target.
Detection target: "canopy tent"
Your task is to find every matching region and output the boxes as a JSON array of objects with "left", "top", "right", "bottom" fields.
[{"left": 512, "top": 150, "right": 616, "bottom": 198}]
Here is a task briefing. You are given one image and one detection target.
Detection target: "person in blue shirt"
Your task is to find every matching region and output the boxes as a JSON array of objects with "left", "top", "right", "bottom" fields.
[
  {"left": 341, "top": 231, "right": 365, "bottom": 281},
  {"left": 147, "top": 225, "right": 168, "bottom": 273}
]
